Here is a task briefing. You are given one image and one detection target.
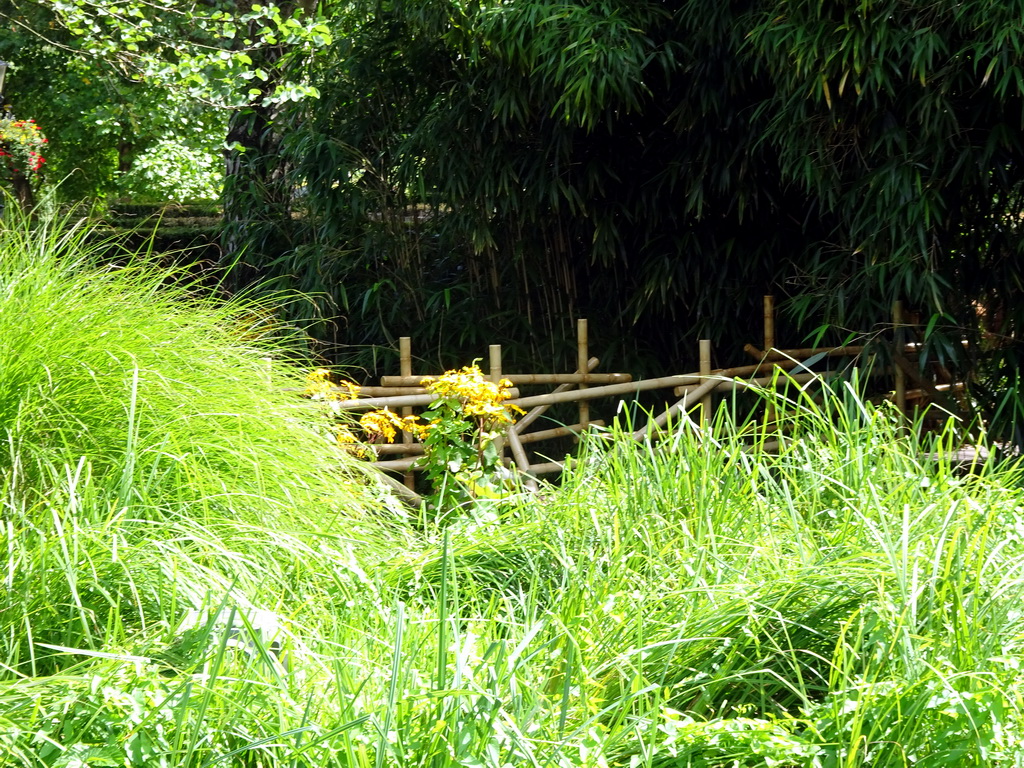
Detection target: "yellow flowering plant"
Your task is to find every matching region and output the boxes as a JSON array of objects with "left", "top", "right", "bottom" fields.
[
  {"left": 303, "top": 368, "right": 373, "bottom": 456},
  {"left": 303, "top": 364, "right": 523, "bottom": 511},
  {"left": 304, "top": 368, "right": 360, "bottom": 403},
  {"left": 418, "top": 364, "right": 524, "bottom": 508}
]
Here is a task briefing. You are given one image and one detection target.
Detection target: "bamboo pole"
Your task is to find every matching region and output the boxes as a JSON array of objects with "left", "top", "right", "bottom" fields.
[
  {"left": 671, "top": 358, "right": 815, "bottom": 397},
  {"left": 506, "top": 429, "right": 538, "bottom": 492},
  {"left": 357, "top": 385, "right": 429, "bottom": 397},
  {"left": 743, "top": 344, "right": 867, "bottom": 361},
  {"left": 671, "top": 349, "right": 906, "bottom": 397},
  {"left": 577, "top": 319, "right": 590, "bottom": 432},
  {"left": 286, "top": 385, "right": 425, "bottom": 396},
  {"left": 381, "top": 372, "right": 627, "bottom": 386},
  {"left": 375, "top": 457, "right": 514, "bottom": 472},
  {"left": 512, "top": 357, "right": 600, "bottom": 434},
  {"left": 699, "top": 339, "right": 712, "bottom": 426},
  {"left": 508, "top": 376, "right": 703, "bottom": 409},
  {"left": 506, "top": 428, "right": 530, "bottom": 471},
  {"left": 374, "top": 443, "right": 424, "bottom": 456},
  {"left": 376, "top": 471, "right": 424, "bottom": 506},
  {"left": 763, "top": 295, "right": 775, "bottom": 352},
  {"left": 372, "top": 420, "right": 606, "bottom": 454},
  {"left": 400, "top": 336, "right": 416, "bottom": 491},
  {"left": 374, "top": 457, "right": 421, "bottom": 471},
  {"left": 716, "top": 371, "right": 818, "bottom": 393},
  {"left": 635, "top": 371, "right": 821, "bottom": 441},
  {"left": 489, "top": 345, "right": 502, "bottom": 384},
  {"left": 490, "top": 344, "right": 505, "bottom": 458},
  {"left": 891, "top": 352, "right": 966, "bottom": 420},
  {"left": 331, "top": 390, "right": 521, "bottom": 411},
  {"left": 517, "top": 421, "right": 606, "bottom": 444},
  {"left": 893, "top": 302, "right": 906, "bottom": 419},
  {"left": 508, "top": 372, "right": 629, "bottom": 384},
  {"left": 528, "top": 461, "right": 566, "bottom": 475}
]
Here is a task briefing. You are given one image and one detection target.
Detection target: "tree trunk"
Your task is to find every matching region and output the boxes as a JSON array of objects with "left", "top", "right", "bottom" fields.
[
  {"left": 219, "top": 2, "right": 295, "bottom": 290},
  {"left": 11, "top": 172, "right": 34, "bottom": 211},
  {"left": 221, "top": 99, "right": 293, "bottom": 287}
]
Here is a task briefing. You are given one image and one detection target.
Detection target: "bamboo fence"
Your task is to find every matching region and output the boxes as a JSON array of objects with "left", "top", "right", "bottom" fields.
[{"left": 317, "top": 296, "right": 958, "bottom": 500}]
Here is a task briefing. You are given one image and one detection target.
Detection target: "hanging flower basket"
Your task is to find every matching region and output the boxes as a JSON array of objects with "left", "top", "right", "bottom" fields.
[{"left": 0, "top": 117, "right": 47, "bottom": 207}]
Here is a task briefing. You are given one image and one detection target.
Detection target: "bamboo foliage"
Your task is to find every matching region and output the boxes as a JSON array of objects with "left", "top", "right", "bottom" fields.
[{"left": 272, "top": 0, "right": 1024, "bottom": 426}]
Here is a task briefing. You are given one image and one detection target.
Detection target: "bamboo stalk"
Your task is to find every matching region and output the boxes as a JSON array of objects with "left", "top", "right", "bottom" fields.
[
  {"left": 506, "top": 429, "right": 538, "bottom": 492},
  {"left": 636, "top": 371, "right": 821, "bottom": 441},
  {"left": 490, "top": 344, "right": 505, "bottom": 458},
  {"left": 508, "top": 376, "right": 704, "bottom": 410},
  {"left": 528, "top": 461, "right": 566, "bottom": 475},
  {"left": 286, "top": 385, "right": 424, "bottom": 395},
  {"left": 699, "top": 339, "right": 712, "bottom": 426},
  {"left": 374, "top": 457, "right": 423, "bottom": 471},
  {"left": 763, "top": 295, "right": 776, "bottom": 352},
  {"left": 382, "top": 372, "right": 622, "bottom": 385},
  {"left": 577, "top": 319, "right": 589, "bottom": 432},
  {"left": 743, "top": 344, "right": 867, "bottom": 361},
  {"left": 378, "top": 376, "right": 437, "bottom": 387},
  {"left": 358, "top": 385, "right": 429, "bottom": 397},
  {"left": 373, "top": 420, "right": 606, "bottom": 455},
  {"left": 891, "top": 384, "right": 966, "bottom": 404},
  {"left": 376, "top": 471, "right": 424, "bottom": 506},
  {"left": 506, "top": 428, "right": 530, "bottom": 471},
  {"left": 716, "top": 371, "right": 818, "bottom": 392},
  {"left": 400, "top": 336, "right": 416, "bottom": 491},
  {"left": 743, "top": 343, "right": 929, "bottom": 362},
  {"left": 512, "top": 357, "right": 600, "bottom": 434},
  {"left": 375, "top": 457, "right": 513, "bottom": 472},
  {"left": 381, "top": 373, "right": 628, "bottom": 386},
  {"left": 332, "top": 389, "right": 520, "bottom": 411},
  {"left": 891, "top": 352, "right": 966, "bottom": 420},
  {"left": 517, "top": 420, "right": 605, "bottom": 443},
  {"left": 516, "top": 372, "right": 632, "bottom": 385},
  {"left": 374, "top": 443, "right": 424, "bottom": 456},
  {"left": 670, "top": 351, "right": 903, "bottom": 397}
]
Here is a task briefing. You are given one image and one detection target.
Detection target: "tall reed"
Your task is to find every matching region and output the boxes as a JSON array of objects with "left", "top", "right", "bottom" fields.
[{"left": 2, "top": 217, "right": 1023, "bottom": 766}]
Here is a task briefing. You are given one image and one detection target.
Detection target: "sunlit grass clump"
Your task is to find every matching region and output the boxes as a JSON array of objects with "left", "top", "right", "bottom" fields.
[
  {"left": 0, "top": 210, "right": 403, "bottom": 762},
  {"left": 3, "top": 209, "right": 1024, "bottom": 766},
  {"left": 0, "top": 212, "right": 377, "bottom": 522}
]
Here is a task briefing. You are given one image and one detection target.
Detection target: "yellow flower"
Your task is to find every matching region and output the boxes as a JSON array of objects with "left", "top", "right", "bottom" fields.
[
  {"left": 305, "top": 370, "right": 361, "bottom": 401},
  {"left": 335, "top": 426, "right": 359, "bottom": 444},
  {"left": 402, "top": 415, "right": 433, "bottom": 440},
  {"left": 334, "top": 425, "right": 373, "bottom": 459},
  {"left": 422, "top": 365, "right": 520, "bottom": 425},
  {"left": 304, "top": 368, "right": 334, "bottom": 398},
  {"left": 360, "top": 408, "right": 404, "bottom": 443},
  {"left": 332, "top": 379, "right": 361, "bottom": 401}
]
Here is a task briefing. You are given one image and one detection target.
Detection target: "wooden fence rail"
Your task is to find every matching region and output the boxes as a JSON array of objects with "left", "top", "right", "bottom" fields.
[{"left": 317, "top": 296, "right": 958, "bottom": 502}]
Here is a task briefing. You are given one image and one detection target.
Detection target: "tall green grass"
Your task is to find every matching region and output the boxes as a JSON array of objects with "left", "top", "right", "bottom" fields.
[{"left": 3, "top": 213, "right": 1024, "bottom": 765}]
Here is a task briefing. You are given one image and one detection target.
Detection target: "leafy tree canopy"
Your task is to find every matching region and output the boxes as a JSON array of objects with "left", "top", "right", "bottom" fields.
[
  {"left": 0, "top": 0, "right": 228, "bottom": 200},
  {"left": 8, "top": 0, "right": 1024, "bottom": 402}
]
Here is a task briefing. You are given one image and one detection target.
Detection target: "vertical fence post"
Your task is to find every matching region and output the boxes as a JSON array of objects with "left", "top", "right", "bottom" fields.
[
  {"left": 489, "top": 344, "right": 505, "bottom": 460},
  {"left": 577, "top": 319, "right": 590, "bottom": 433},
  {"left": 763, "top": 295, "right": 775, "bottom": 353},
  {"left": 699, "top": 339, "right": 712, "bottom": 427},
  {"left": 399, "top": 336, "right": 415, "bottom": 491}
]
